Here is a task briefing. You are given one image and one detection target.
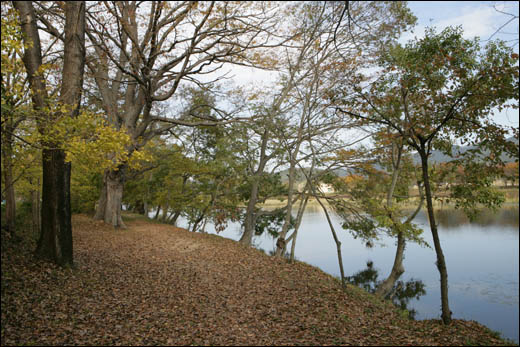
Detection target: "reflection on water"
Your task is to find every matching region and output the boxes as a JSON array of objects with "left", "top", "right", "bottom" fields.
[
  {"left": 346, "top": 261, "right": 426, "bottom": 319},
  {"left": 283, "top": 202, "right": 519, "bottom": 228},
  {"left": 434, "top": 205, "right": 519, "bottom": 228}
]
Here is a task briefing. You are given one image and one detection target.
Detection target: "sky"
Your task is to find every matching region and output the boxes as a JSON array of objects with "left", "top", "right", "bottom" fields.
[
  {"left": 230, "top": 1, "right": 519, "bottom": 130},
  {"left": 405, "top": 1, "right": 519, "bottom": 46}
]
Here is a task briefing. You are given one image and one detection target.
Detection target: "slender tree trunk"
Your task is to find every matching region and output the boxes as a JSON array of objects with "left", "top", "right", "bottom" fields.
[
  {"left": 192, "top": 195, "right": 213, "bottom": 232},
  {"left": 275, "top": 158, "right": 297, "bottom": 256},
  {"left": 420, "top": 149, "right": 451, "bottom": 324},
  {"left": 161, "top": 188, "right": 170, "bottom": 223},
  {"left": 316, "top": 197, "right": 346, "bottom": 288},
  {"left": 161, "top": 205, "right": 169, "bottom": 222},
  {"left": 375, "top": 233, "right": 406, "bottom": 297},
  {"left": 94, "top": 175, "right": 107, "bottom": 219},
  {"left": 169, "top": 210, "right": 181, "bottom": 225},
  {"left": 240, "top": 129, "right": 270, "bottom": 246},
  {"left": 153, "top": 206, "right": 161, "bottom": 220},
  {"left": 376, "top": 140, "right": 405, "bottom": 297},
  {"left": 239, "top": 177, "right": 260, "bottom": 245},
  {"left": 143, "top": 200, "right": 148, "bottom": 218},
  {"left": 2, "top": 131, "right": 16, "bottom": 235},
  {"left": 167, "top": 175, "right": 188, "bottom": 225},
  {"left": 289, "top": 194, "right": 309, "bottom": 263},
  {"left": 191, "top": 212, "right": 204, "bottom": 232},
  {"left": 31, "top": 182, "right": 41, "bottom": 236},
  {"left": 94, "top": 167, "right": 126, "bottom": 228}
]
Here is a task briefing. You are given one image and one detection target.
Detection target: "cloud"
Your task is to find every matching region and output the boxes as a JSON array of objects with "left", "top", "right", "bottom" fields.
[
  {"left": 401, "top": 2, "right": 518, "bottom": 44},
  {"left": 436, "top": 5, "right": 500, "bottom": 38}
]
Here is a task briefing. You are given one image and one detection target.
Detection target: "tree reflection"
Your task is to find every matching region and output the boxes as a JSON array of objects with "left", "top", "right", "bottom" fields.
[
  {"left": 432, "top": 207, "right": 519, "bottom": 228},
  {"left": 346, "top": 261, "right": 426, "bottom": 319}
]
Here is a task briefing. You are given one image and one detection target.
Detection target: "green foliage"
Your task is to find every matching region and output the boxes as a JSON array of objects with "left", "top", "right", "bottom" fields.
[
  {"left": 332, "top": 139, "right": 427, "bottom": 247},
  {"left": 70, "top": 170, "right": 102, "bottom": 214},
  {"left": 449, "top": 161, "right": 506, "bottom": 220},
  {"left": 343, "top": 26, "right": 518, "bottom": 222},
  {"left": 122, "top": 88, "right": 254, "bottom": 231},
  {"left": 254, "top": 209, "right": 295, "bottom": 238}
]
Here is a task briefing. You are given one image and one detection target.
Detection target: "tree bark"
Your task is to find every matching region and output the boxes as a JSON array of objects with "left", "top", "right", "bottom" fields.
[
  {"left": 289, "top": 194, "right": 309, "bottom": 263},
  {"left": 239, "top": 177, "right": 260, "bottom": 245},
  {"left": 375, "top": 232, "right": 406, "bottom": 297},
  {"left": 419, "top": 148, "right": 451, "bottom": 324},
  {"left": 153, "top": 205, "right": 161, "bottom": 220},
  {"left": 161, "top": 188, "right": 171, "bottom": 223},
  {"left": 36, "top": 147, "right": 72, "bottom": 264},
  {"left": 31, "top": 182, "right": 41, "bottom": 236},
  {"left": 375, "top": 140, "right": 405, "bottom": 297},
  {"left": 2, "top": 129, "right": 16, "bottom": 235},
  {"left": 240, "top": 129, "right": 270, "bottom": 246},
  {"left": 15, "top": 1, "right": 85, "bottom": 266},
  {"left": 94, "top": 168, "right": 126, "bottom": 228},
  {"left": 317, "top": 197, "right": 346, "bottom": 288},
  {"left": 275, "top": 159, "right": 297, "bottom": 256}
]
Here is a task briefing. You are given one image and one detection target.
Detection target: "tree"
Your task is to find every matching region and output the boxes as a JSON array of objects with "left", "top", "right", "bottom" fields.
[
  {"left": 65, "top": 1, "right": 288, "bottom": 228},
  {"left": 331, "top": 130, "right": 426, "bottom": 298},
  {"left": 13, "top": 1, "right": 86, "bottom": 265},
  {"left": 1, "top": 5, "right": 28, "bottom": 236},
  {"left": 260, "top": 1, "right": 416, "bottom": 255},
  {"left": 335, "top": 26, "right": 519, "bottom": 324},
  {"left": 502, "top": 162, "right": 519, "bottom": 187}
]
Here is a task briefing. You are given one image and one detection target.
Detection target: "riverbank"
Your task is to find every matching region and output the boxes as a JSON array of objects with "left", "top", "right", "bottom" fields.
[
  {"left": 1, "top": 214, "right": 516, "bottom": 346},
  {"left": 260, "top": 186, "right": 520, "bottom": 208}
]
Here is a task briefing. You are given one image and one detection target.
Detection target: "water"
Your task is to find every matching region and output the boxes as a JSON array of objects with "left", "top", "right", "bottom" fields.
[{"left": 174, "top": 204, "right": 519, "bottom": 343}]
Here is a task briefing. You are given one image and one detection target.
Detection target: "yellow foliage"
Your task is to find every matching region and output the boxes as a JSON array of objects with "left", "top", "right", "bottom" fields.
[
  {"left": 40, "top": 109, "right": 152, "bottom": 173},
  {"left": 343, "top": 174, "right": 364, "bottom": 185}
]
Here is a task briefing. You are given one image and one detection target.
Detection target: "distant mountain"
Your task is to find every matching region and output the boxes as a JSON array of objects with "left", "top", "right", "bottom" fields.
[
  {"left": 275, "top": 138, "right": 518, "bottom": 184},
  {"left": 412, "top": 136, "right": 518, "bottom": 165}
]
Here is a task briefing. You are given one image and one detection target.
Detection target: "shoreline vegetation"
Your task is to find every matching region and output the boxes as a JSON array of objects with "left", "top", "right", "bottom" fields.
[
  {"left": 1, "top": 214, "right": 517, "bottom": 346},
  {"left": 260, "top": 186, "right": 520, "bottom": 208}
]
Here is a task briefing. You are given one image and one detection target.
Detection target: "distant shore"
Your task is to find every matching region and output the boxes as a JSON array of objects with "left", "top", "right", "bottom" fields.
[{"left": 260, "top": 186, "right": 519, "bottom": 208}]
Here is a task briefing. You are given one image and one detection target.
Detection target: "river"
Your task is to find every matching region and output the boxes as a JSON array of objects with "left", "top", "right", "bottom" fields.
[{"left": 175, "top": 204, "right": 519, "bottom": 342}]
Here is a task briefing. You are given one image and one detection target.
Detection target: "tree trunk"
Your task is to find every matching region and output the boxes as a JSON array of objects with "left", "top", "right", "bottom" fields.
[
  {"left": 161, "top": 188, "right": 170, "bottom": 223},
  {"left": 2, "top": 132, "right": 16, "bottom": 235},
  {"left": 143, "top": 200, "right": 149, "bottom": 217},
  {"left": 94, "top": 168, "right": 126, "bottom": 228},
  {"left": 376, "top": 139, "right": 404, "bottom": 297},
  {"left": 375, "top": 232, "right": 405, "bottom": 297},
  {"left": 317, "top": 197, "right": 346, "bottom": 288},
  {"left": 240, "top": 129, "right": 271, "bottom": 246},
  {"left": 420, "top": 149, "right": 451, "bottom": 324},
  {"left": 275, "top": 159, "right": 296, "bottom": 256},
  {"left": 31, "top": 183, "right": 41, "bottom": 236},
  {"left": 153, "top": 205, "right": 161, "bottom": 220},
  {"left": 239, "top": 177, "right": 260, "bottom": 245},
  {"left": 36, "top": 148, "right": 73, "bottom": 265},
  {"left": 289, "top": 194, "right": 309, "bottom": 263},
  {"left": 168, "top": 210, "right": 182, "bottom": 225},
  {"left": 15, "top": 1, "right": 85, "bottom": 266}
]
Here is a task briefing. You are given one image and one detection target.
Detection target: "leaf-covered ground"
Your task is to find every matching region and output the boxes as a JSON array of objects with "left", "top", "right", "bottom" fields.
[{"left": 1, "top": 214, "right": 515, "bottom": 346}]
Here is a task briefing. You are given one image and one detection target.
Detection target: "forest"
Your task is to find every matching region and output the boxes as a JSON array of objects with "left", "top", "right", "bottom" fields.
[{"left": 1, "top": 1, "right": 519, "bottom": 345}]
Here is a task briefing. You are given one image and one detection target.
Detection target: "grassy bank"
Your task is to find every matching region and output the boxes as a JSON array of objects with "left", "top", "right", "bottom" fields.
[{"left": 1, "top": 213, "right": 515, "bottom": 346}]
